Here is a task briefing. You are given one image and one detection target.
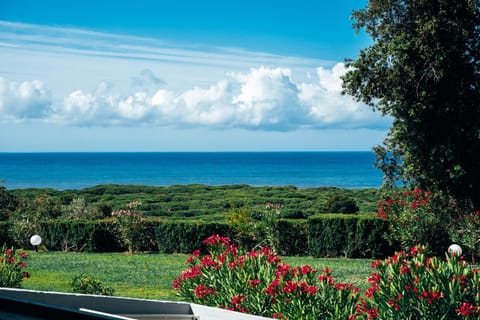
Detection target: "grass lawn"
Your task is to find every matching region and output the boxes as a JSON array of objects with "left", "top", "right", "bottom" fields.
[{"left": 22, "top": 251, "right": 374, "bottom": 301}]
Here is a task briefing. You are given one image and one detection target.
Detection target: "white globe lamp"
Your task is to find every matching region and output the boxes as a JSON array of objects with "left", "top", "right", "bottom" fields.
[
  {"left": 30, "top": 234, "right": 42, "bottom": 252},
  {"left": 448, "top": 244, "right": 462, "bottom": 257}
]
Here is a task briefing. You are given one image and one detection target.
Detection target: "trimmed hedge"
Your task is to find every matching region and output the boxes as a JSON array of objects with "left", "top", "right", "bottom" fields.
[
  {"left": 277, "top": 219, "right": 308, "bottom": 256},
  {"left": 155, "top": 221, "right": 231, "bottom": 253},
  {"left": 38, "top": 220, "right": 122, "bottom": 252},
  {"left": 0, "top": 221, "right": 12, "bottom": 246},
  {"left": 307, "top": 214, "right": 392, "bottom": 258},
  {"left": 0, "top": 215, "right": 393, "bottom": 257}
]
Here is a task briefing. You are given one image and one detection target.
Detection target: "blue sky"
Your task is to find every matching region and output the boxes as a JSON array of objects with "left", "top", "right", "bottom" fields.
[{"left": 0, "top": 0, "right": 390, "bottom": 151}]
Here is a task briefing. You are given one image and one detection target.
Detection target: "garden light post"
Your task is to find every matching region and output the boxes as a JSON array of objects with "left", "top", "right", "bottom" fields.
[{"left": 30, "top": 234, "right": 42, "bottom": 253}]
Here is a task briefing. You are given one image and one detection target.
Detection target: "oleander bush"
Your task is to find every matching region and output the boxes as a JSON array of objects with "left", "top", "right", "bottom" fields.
[
  {"left": 352, "top": 246, "right": 480, "bottom": 319},
  {"left": 377, "top": 189, "right": 451, "bottom": 255},
  {"left": 111, "top": 201, "right": 146, "bottom": 254},
  {"left": 174, "top": 236, "right": 480, "bottom": 320},
  {"left": 0, "top": 245, "right": 30, "bottom": 288},
  {"left": 173, "top": 235, "right": 360, "bottom": 319}
]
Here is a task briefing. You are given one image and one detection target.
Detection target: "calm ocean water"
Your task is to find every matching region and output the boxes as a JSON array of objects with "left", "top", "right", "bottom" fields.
[{"left": 0, "top": 152, "right": 382, "bottom": 190}]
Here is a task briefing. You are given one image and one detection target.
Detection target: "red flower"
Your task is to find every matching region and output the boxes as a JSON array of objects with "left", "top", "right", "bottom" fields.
[
  {"left": 231, "top": 294, "right": 247, "bottom": 306},
  {"left": 194, "top": 284, "right": 216, "bottom": 299},
  {"left": 264, "top": 279, "right": 280, "bottom": 296},
  {"left": 299, "top": 264, "right": 316, "bottom": 275},
  {"left": 304, "top": 284, "right": 317, "bottom": 295},
  {"left": 371, "top": 260, "right": 381, "bottom": 269},
  {"left": 18, "top": 251, "right": 29, "bottom": 259},
  {"left": 455, "top": 302, "right": 476, "bottom": 317},
  {"left": 200, "top": 255, "right": 217, "bottom": 268},
  {"left": 282, "top": 281, "right": 299, "bottom": 294},
  {"left": 247, "top": 279, "right": 260, "bottom": 288},
  {"left": 400, "top": 265, "right": 410, "bottom": 275},
  {"left": 186, "top": 249, "right": 200, "bottom": 264},
  {"left": 202, "top": 234, "right": 230, "bottom": 246}
]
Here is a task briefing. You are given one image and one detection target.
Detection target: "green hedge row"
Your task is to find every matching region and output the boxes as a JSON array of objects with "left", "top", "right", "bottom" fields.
[
  {"left": 0, "top": 215, "right": 391, "bottom": 257},
  {"left": 307, "top": 214, "right": 392, "bottom": 258},
  {"left": 154, "top": 221, "right": 231, "bottom": 253}
]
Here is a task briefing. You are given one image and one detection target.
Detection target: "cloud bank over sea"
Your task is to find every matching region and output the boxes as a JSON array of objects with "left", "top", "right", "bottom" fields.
[{"left": 0, "top": 21, "right": 390, "bottom": 132}]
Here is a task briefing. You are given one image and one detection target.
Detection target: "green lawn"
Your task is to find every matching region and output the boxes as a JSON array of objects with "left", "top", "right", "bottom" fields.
[{"left": 22, "top": 251, "right": 373, "bottom": 301}]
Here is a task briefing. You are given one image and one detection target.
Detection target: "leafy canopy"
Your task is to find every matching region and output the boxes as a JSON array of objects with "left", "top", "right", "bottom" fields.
[{"left": 343, "top": 0, "right": 480, "bottom": 209}]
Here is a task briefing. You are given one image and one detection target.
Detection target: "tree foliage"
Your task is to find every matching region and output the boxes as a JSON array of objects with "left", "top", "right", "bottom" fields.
[
  {"left": 343, "top": 0, "right": 480, "bottom": 209},
  {"left": 323, "top": 194, "right": 359, "bottom": 214},
  {"left": 0, "top": 187, "right": 18, "bottom": 221}
]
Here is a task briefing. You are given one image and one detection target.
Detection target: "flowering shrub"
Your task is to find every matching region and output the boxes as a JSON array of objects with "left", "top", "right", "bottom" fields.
[
  {"left": 224, "top": 204, "right": 280, "bottom": 253},
  {"left": 377, "top": 189, "right": 450, "bottom": 253},
  {"left": 111, "top": 201, "right": 144, "bottom": 254},
  {"left": 173, "top": 234, "right": 360, "bottom": 319},
  {"left": 0, "top": 245, "right": 30, "bottom": 288},
  {"left": 352, "top": 245, "right": 480, "bottom": 319}
]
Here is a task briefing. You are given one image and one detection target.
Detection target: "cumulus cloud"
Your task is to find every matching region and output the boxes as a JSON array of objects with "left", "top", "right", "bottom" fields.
[
  {"left": 1, "top": 64, "right": 390, "bottom": 130},
  {"left": 0, "top": 77, "right": 52, "bottom": 121}
]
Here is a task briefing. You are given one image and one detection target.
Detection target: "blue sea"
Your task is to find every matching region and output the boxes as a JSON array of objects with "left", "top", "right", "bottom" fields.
[{"left": 0, "top": 152, "right": 382, "bottom": 190}]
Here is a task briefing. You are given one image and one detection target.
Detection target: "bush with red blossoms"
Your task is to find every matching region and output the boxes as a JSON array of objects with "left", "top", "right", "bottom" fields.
[
  {"left": 377, "top": 189, "right": 450, "bottom": 253},
  {"left": 352, "top": 245, "right": 480, "bottom": 319},
  {"left": 0, "top": 244, "right": 30, "bottom": 288},
  {"left": 173, "top": 234, "right": 360, "bottom": 319}
]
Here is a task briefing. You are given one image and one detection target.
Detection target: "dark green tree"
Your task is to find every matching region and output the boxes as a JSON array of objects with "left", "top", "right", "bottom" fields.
[
  {"left": 323, "top": 194, "right": 359, "bottom": 214},
  {"left": 343, "top": 0, "right": 480, "bottom": 209},
  {"left": 0, "top": 186, "right": 19, "bottom": 220}
]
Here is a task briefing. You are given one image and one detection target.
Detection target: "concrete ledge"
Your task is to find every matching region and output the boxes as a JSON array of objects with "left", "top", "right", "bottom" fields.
[{"left": 0, "top": 288, "right": 273, "bottom": 320}]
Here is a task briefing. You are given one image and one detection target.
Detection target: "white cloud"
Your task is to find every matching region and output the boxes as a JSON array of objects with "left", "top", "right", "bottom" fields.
[
  {"left": 298, "top": 63, "right": 388, "bottom": 129},
  {"left": 231, "top": 67, "right": 305, "bottom": 130},
  {"left": 0, "top": 77, "right": 52, "bottom": 121},
  {"left": 1, "top": 64, "right": 390, "bottom": 130}
]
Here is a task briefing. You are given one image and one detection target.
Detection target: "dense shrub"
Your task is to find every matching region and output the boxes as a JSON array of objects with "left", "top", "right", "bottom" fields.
[
  {"left": 11, "top": 185, "right": 378, "bottom": 218},
  {"left": 71, "top": 273, "right": 114, "bottom": 296},
  {"left": 323, "top": 194, "right": 359, "bottom": 214},
  {"left": 0, "top": 186, "right": 18, "bottom": 221},
  {"left": 307, "top": 214, "right": 391, "bottom": 258},
  {"left": 450, "top": 210, "right": 480, "bottom": 263}
]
